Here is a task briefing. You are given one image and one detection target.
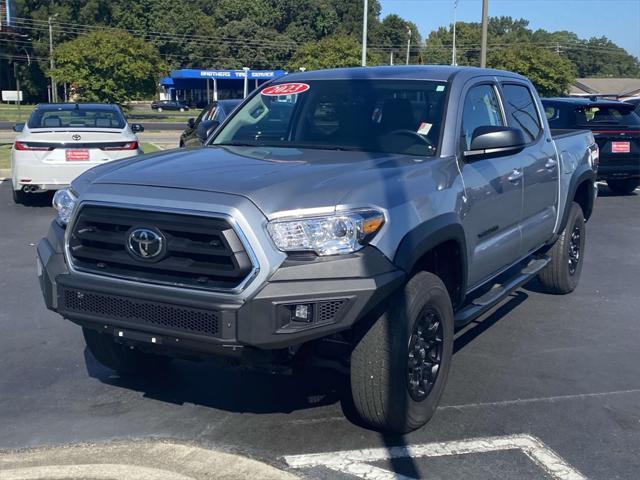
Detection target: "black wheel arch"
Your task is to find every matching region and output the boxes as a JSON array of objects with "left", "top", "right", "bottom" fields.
[
  {"left": 559, "top": 167, "right": 596, "bottom": 233},
  {"left": 393, "top": 213, "right": 468, "bottom": 308}
]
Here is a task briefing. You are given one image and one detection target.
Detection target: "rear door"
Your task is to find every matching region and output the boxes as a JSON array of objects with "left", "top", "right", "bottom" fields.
[
  {"left": 458, "top": 82, "right": 524, "bottom": 289},
  {"left": 500, "top": 82, "right": 558, "bottom": 255}
]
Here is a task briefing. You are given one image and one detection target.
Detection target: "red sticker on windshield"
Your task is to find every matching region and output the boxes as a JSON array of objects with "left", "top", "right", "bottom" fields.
[{"left": 261, "top": 83, "right": 310, "bottom": 96}]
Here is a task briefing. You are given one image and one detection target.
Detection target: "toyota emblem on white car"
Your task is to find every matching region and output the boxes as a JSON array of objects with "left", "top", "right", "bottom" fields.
[{"left": 72, "top": 134, "right": 81, "bottom": 141}]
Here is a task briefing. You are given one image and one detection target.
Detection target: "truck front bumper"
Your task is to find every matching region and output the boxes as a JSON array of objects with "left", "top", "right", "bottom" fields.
[{"left": 38, "top": 221, "right": 404, "bottom": 357}]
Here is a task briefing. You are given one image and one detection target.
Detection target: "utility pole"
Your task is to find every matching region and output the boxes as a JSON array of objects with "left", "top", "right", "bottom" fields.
[
  {"left": 48, "top": 15, "right": 57, "bottom": 102},
  {"left": 406, "top": 26, "right": 412, "bottom": 65},
  {"left": 480, "top": 0, "right": 489, "bottom": 67},
  {"left": 361, "top": 0, "right": 368, "bottom": 66},
  {"left": 452, "top": 0, "right": 459, "bottom": 66},
  {"left": 14, "top": 62, "right": 21, "bottom": 121}
]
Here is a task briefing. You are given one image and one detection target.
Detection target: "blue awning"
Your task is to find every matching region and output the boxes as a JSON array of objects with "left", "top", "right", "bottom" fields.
[{"left": 170, "top": 69, "right": 287, "bottom": 80}]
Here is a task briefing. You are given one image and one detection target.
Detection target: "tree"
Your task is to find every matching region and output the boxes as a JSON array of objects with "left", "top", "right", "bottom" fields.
[
  {"left": 488, "top": 46, "right": 576, "bottom": 96},
  {"left": 287, "top": 35, "right": 381, "bottom": 71},
  {"left": 52, "top": 30, "right": 166, "bottom": 103}
]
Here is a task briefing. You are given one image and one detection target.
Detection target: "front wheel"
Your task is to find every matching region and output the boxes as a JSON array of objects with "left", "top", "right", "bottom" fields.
[
  {"left": 350, "top": 271, "right": 454, "bottom": 433},
  {"left": 538, "top": 202, "right": 585, "bottom": 294},
  {"left": 607, "top": 178, "right": 639, "bottom": 195},
  {"left": 83, "top": 328, "right": 172, "bottom": 375}
]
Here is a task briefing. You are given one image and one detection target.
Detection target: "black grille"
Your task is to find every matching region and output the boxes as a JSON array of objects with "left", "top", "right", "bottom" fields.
[
  {"left": 316, "top": 300, "right": 346, "bottom": 323},
  {"left": 68, "top": 206, "right": 253, "bottom": 290},
  {"left": 63, "top": 289, "right": 220, "bottom": 336}
]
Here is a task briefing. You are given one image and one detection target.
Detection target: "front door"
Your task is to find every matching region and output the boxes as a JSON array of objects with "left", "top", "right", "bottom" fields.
[{"left": 458, "top": 83, "right": 524, "bottom": 289}]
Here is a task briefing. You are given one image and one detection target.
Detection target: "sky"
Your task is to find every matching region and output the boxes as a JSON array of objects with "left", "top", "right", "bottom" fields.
[{"left": 379, "top": 0, "right": 640, "bottom": 59}]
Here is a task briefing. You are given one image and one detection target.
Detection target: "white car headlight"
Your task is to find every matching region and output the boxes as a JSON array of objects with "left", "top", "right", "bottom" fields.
[
  {"left": 267, "top": 209, "right": 385, "bottom": 256},
  {"left": 52, "top": 188, "right": 77, "bottom": 226}
]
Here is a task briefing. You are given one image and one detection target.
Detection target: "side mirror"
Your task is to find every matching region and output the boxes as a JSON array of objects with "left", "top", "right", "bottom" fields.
[
  {"left": 13, "top": 123, "right": 25, "bottom": 132},
  {"left": 196, "top": 120, "right": 220, "bottom": 142},
  {"left": 187, "top": 118, "right": 195, "bottom": 129},
  {"left": 131, "top": 123, "right": 145, "bottom": 133},
  {"left": 464, "top": 126, "right": 526, "bottom": 160}
]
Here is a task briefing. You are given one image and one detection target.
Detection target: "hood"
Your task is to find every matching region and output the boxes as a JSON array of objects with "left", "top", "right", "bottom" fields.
[{"left": 86, "top": 145, "right": 421, "bottom": 216}]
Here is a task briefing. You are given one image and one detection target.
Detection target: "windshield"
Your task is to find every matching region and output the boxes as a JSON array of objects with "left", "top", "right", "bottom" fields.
[
  {"left": 575, "top": 105, "right": 640, "bottom": 127},
  {"left": 212, "top": 79, "right": 448, "bottom": 156},
  {"left": 27, "top": 105, "right": 126, "bottom": 129}
]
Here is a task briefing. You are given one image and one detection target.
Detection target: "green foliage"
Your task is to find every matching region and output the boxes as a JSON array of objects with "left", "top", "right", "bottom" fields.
[
  {"left": 287, "top": 35, "right": 379, "bottom": 71},
  {"left": 423, "top": 16, "right": 640, "bottom": 78},
  {"left": 488, "top": 46, "right": 576, "bottom": 96},
  {"left": 51, "top": 30, "right": 166, "bottom": 103}
]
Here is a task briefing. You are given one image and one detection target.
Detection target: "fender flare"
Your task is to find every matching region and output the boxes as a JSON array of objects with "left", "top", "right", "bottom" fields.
[
  {"left": 559, "top": 167, "right": 596, "bottom": 233},
  {"left": 393, "top": 213, "right": 468, "bottom": 302}
]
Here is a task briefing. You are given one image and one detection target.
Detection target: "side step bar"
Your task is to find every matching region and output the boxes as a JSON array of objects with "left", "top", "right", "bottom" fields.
[{"left": 454, "top": 257, "right": 550, "bottom": 328}]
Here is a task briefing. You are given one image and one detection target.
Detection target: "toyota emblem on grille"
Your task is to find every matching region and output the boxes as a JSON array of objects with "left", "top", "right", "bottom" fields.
[
  {"left": 72, "top": 134, "right": 81, "bottom": 141},
  {"left": 127, "top": 228, "right": 164, "bottom": 260}
]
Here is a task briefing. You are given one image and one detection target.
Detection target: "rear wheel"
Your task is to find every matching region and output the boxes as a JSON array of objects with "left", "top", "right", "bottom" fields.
[
  {"left": 538, "top": 202, "right": 585, "bottom": 294},
  {"left": 350, "top": 271, "right": 454, "bottom": 433},
  {"left": 83, "top": 327, "right": 172, "bottom": 375},
  {"left": 607, "top": 178, "right": 639, "bottom": 195},
  {"left": 12, "top": 184, "right": 30, "bottom": 204}
]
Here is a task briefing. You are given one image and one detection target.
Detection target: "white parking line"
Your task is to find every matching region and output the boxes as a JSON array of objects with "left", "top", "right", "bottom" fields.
[{"left": 285, "top": 434, "right": 586, "bottom": 480}]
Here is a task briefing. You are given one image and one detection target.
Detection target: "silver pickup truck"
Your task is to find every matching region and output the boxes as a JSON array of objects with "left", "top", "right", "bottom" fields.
[{"left": 38, "top": 66, "right": 598, "bottom": 433}]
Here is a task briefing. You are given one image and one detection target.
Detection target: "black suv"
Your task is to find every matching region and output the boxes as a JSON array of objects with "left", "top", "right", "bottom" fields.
[
  {"left": 179, "top": 99, "right": 241, "bottom": 147},
  {"left": 543, "top": 97, "right": 640, "bottom": 194},
  {"left": 151, "top": 100, "right": 189, "bottom": 112}
]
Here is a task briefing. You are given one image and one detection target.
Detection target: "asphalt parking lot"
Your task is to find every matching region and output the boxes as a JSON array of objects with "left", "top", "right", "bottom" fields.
[{"left": 0, "top": 179, "right": 639, "bottom": 479}]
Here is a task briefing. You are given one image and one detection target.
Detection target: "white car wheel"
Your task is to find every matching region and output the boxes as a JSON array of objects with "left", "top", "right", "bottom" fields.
[
  {"left": 157, "top": 107, "right": 163, "bottom": 112},
  {"left": 180, "top": 108, "right": 185, "bottom": 112}
]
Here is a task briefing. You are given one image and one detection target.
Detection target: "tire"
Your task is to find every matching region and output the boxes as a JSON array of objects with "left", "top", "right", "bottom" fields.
[
  {"left": 538, "top": 201, "right": 585, "bottom": 294},
  {"left": 350, "top": 271, "right": 454, "bottom": 433},
  {"left": 83, "top": 327, "right": 172, "bottom": 375},
  {"left": 607, "top": 178, "right": 639, "bottom": 195},
  {"left": 157, "top": 107, "right": 163, "bottom": 112},
  {"left": 12, "top": 185, "right": 29, "bottom": 205}
]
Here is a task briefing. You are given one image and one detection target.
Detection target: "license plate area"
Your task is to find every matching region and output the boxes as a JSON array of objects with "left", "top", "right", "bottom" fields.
[
  {"left": 115, "top": 328, "right": 163, "bottom": 345},
  {"left": 65, "top": 149, "right": 90, "bottom": 161},
  {"left": 612, "top": 142, "right": 630, "bottom": 154}
]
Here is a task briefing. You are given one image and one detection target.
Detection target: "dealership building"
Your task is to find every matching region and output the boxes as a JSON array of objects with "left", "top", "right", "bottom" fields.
[{"left": 160, "top": 68, "right": 287, "bottom": 105}]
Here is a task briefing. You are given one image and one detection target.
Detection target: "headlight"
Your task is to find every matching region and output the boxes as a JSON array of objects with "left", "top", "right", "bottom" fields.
[
  {"left": 52, "top": 188, "right": 77, "bottom": 226},
  {"left": 267, "top": 209, "right": 385, "bottom": 255}
]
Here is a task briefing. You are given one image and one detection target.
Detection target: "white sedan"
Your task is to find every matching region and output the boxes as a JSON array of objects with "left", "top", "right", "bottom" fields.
[{"left": 11, "top": 103, "right": 144, "bottom": 204}]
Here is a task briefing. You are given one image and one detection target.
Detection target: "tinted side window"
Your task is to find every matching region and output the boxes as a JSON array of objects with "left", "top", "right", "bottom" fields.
[
  {"left": 502, "top": 84, "right": 542, "bottom": 143},
  {"left": 461, "top": 84, "right": 504, "bottom": 150}
]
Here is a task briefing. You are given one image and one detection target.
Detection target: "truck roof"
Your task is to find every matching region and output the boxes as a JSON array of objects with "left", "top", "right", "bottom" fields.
[{"left": 279, "top": 65, "right": 528, "bottom": 83}]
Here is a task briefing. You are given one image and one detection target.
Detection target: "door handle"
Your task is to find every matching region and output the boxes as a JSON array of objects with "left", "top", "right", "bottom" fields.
[
  {"left": 545, "top": 158, "right": 558, "bottom": 169},
  {"left": 507, "top": 168, "right": 523, "bottom": 182}
]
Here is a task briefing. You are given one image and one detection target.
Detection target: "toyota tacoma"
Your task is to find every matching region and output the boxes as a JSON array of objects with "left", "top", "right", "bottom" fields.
[{"left": 38, "top": 66, "right": 598, "bottom": 433}]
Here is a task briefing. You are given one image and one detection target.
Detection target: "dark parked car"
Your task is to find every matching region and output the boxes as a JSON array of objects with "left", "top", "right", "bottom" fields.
[
  {"left": 179, "top": 99, "right": 241, "bottom": 147},
  {"left": 150, "top": 100, "right": 189, "bottom": 112},
  {"left": 625, "top": 97, "right": 640, "bottom": 113},
  {"left": 543, "top": 97, "right": 640, "bottom": 194}
]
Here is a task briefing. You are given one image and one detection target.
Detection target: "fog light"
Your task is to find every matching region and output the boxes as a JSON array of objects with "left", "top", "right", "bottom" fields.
[{"left": 293, "top": 304, "right": 313, "bottom": 323}]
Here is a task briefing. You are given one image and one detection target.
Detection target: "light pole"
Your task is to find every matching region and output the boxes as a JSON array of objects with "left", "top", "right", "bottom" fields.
[
  {"left": 242, "top": 67, "right": 250, "bottom": 98},
  {"left": 452, "top": 0, "right": 459, "bottom": 66},
  {"left": 480, "top": 0, "right": 489, "bottom": 68},
  {"left": 405, "top": 26, "right": 412, "bottom": 65},
  {"left": 361, "top": 0, "right": 368, "bottom": 66},
  {"left": 48, "top": 15, "right": 58, "bottom": 102}
]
